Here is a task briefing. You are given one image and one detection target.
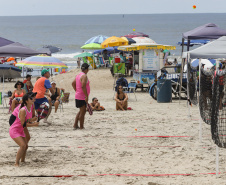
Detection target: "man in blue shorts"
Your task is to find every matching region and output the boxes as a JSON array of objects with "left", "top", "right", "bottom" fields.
[{"left": 33, "top": 69, "right": 54, "bottom": 125}]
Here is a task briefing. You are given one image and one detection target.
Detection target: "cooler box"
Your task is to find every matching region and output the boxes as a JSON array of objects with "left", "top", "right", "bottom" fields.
[
  {"left": 114, "top": 57, "right": 120, "bottom": 63},
  {"left": 157, "top": 79, "right": 172, "bottom": 103}
]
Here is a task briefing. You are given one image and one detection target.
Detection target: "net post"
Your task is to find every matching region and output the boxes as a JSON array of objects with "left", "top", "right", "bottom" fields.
[
  {"left": 187, "top": 54, "right": 191, "bottom": 118},
  {"left": 198, "top": 58, "right": 202, "bottom": 143},
  {"left": 216, "top": 145, "right": 219, "bottom": 177}
]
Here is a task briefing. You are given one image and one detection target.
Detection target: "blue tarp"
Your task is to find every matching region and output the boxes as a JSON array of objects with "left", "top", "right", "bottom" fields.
[{"left": 93, "top": 47, "right": 120, "bottom": 54}]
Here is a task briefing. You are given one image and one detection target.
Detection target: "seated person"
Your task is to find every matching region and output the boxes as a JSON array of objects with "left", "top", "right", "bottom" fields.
[
  {"left": 10, "top": 81, "right": 26, "bottom": 112},
  {"left": 90, "top": 97, "right": 105, "bottom": 111},
  {"left": 50, "top": 81, "right": 62, "bottom": 113},
  {"left": 23, "top": 74, "right": 33, "bottom": 93},
  {"left": 115, "top": 85, "right": 128, "bottom": 111}
]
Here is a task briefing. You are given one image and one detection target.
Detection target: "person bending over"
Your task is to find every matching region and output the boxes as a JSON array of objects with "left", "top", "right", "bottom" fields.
[
  {"left": 90, "top": 97, "right": 105, "bottom": 111},
  {"left": 33, "top": 69, "right": 54, "bottom": 125},
  {"left": 9, "top": 92, "right": 39, "bottom": 167},
  {"left": 115, "top": 85, "right": 128, "bottom": 111}
]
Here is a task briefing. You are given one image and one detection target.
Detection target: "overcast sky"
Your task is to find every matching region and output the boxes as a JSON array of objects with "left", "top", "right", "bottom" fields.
[{"left": 1, "top": 0, "right": 226, "bottom": 16}]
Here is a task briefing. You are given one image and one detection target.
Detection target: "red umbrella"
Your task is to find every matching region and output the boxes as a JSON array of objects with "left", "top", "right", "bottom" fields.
[{"left": 123, "top": 32, "right": 149, "bottom": 38}]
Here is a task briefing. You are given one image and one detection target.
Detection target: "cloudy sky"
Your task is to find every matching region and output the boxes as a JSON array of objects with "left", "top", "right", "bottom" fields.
[{"left": 1, "top": 0, "right": 226, "bottom": 16}]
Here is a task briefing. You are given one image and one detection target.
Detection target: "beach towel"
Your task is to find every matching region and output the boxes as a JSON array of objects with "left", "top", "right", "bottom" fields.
[{"left": 87, "top": 103, "right": 93, "bottom": 115}]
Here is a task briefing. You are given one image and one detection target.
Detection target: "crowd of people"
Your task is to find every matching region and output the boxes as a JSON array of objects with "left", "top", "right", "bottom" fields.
[{"left": 8, "top": 62, "right": 130, "bottom": 166}]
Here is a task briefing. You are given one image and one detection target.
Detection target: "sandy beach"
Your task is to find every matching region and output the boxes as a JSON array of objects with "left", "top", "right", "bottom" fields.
[{"left": 0, "top": 68, "right": 226, "bottom": 185}]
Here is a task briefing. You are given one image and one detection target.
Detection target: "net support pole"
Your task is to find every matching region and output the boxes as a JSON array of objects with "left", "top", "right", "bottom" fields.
[
  {"left": 187, "top": 53, "right": 191, "bottom": 118},
  {"left": 199, "top": 58, "right": 202, "bottom": 143},
  {"left": 216, "top": 145, "right": 219, "bottom": 177}
]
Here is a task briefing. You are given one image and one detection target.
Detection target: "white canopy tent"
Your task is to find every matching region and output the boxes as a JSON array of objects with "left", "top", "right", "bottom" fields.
[{"left": 188, "top": 36, "right": 226, "bottom": 177}]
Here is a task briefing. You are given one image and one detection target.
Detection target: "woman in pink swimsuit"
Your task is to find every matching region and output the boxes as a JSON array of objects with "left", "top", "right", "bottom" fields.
[
  {"left": 9, "top": 92, "right": 39, "bottom": 167},
  {"left": 72, "top": 63, "right": 90, "bottom": 130}
]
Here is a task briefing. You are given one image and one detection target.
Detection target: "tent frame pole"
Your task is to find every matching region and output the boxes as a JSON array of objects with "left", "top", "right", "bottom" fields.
[
  {"left": 199, "top": 58, "right": 202, "bottom": 143},
  {"left": 179, "top": 38, "right": 185, "bottom": 103},
  {"left": 187, "top": 53, "right": 191, "bottom": 118}
]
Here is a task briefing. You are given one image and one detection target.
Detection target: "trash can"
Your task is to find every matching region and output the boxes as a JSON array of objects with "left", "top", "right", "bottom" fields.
[{"left": 157, "top": 79, "right": 172, "bottom": 103}]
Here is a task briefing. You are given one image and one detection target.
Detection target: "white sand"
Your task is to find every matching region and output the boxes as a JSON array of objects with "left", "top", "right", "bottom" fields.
[{"left": 0, "top": 68, "right": 226, "bottom": 184}]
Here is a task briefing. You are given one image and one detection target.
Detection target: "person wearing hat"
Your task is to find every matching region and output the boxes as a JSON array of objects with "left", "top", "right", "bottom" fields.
[
  {"left": 23, "top": 74, "right": 33, "bottom": 93},
  {"left": 33, "top": 69, "right": 54, "bottom": 125},
  {"left": 9, "top": 92, "right": 39, "bottom": 167},
  {"left": 10, "top": 81, "right": 26, "bottom": 112},
  {"left": 72, "top": 63, "right": 90, "bottom": 130}
]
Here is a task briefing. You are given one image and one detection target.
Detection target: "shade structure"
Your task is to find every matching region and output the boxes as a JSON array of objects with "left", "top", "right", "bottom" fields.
[
  {"left": 43, "top": 45, "right": 62, "bottom": 53},
  {"left": 101, "top": 36, "right": 128, "bottom": 48},
  {"left": 177, "top": 40, "right": 210, "bottom": 46},
  {"left": 0, "top": 64, "right": 21, "bottom": 78},
  {"left": 37, "top": 48, "right": 51, "bottom": 56},
  {"left": 74, "top": 52, "right": 93, "bottom": 58},
  {"left": 16, "top": 56, "right": 68, "bottom": 69},
  {"left": 118, "top": 44, "right": 176, "bottom": 51},
  {"left": 123, "top": 32, "right": 149, "bottom": 38},
  {"left": 93, "top": 47, "right": 120, "bottom": 54},
  {"left": 184, "top": 59, "right": 216, "bottom": 71},
  {"left": 183, "top": 23, "right": 226, "bottom": 40},
  {"left": 189, "top": 36, "right": 226, "bottom": 59},
  {"left": 0, "top": 42, "right": 43, "bottom": 57},
  {"left": 81, "top": 43, "right": 102, "bottom": 49},
  {"left": 121, "top": 37, "right": 136, "bottom": 45},
  {"left": 0, "top": 37, "right": 14, "bottom": 47},
  {"left": 132, "top": 37, "right": 156, "bottom": 44},
  {"left": 85, "top": 35, "right": 109, "bottom": 44}
]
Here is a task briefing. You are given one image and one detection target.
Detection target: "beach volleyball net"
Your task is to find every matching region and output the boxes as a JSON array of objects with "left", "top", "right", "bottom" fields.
[
  {"left": 187, "top": 62, "right": 198, "bottom": 105},
  {"left": 199, "top": 67, "right": 215, "bottom": 125},
  {"left": 211, "top": 70, "right": 226, "bottom": 148}
]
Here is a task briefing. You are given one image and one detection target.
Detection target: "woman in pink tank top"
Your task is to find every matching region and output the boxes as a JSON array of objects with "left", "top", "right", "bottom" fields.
[
  {"left": 72, "top": 63, "right": 90, "bottom": 130},
  {"left": 9, "top": 92, "right": 39, "bottom": 167}
]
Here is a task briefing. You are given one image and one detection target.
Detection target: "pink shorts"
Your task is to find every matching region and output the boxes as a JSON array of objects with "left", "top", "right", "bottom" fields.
[{"left": 9, "top": 127, "right": 25, "bottom": 139}]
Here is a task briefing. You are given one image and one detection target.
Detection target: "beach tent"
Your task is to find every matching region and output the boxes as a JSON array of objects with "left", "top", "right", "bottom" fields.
[
  {"left": 0, "top": 37, "right": 14, "bottom": 47},
  {"left": 177, "top": 40, "right": 209, "bottom": 47},
  {"left": 0, "top": 42, "right": 44, "bottom": 57},
  {"left": 188, "top": 36, "right": 226, "bottom": 59}
]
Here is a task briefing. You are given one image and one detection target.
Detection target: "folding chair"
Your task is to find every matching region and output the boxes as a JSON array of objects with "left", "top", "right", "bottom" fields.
[{"left": 124, "top": 82, "right": 137, "bottom": 101}]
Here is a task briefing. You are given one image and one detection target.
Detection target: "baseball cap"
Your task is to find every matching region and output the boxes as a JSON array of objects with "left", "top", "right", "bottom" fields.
[
  {"left": 41, "top": 69, "right": 49, "bottom": 76},
  {"left": 81, "top": 63, "right": 90, "bottom": 70},
  {"left": 27, "top": 92, "right": 37, "bottom": 98}
]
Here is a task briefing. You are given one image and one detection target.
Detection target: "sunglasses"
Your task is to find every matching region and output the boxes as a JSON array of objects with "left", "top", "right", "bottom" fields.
[
  {"left": 118, "top": 87, "right": 123, "bottom": 89},
  {"left": 29, "top": 97, "right": 35, "bottom": 100},
  {"left": 17, "top": 84, "right": 22, "bottom": 86}
]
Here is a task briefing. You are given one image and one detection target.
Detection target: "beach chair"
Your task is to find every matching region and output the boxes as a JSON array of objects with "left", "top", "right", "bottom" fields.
[
  {"left": 62, "top": 92, "right": 70, "bottom": 103},
  {"left": 109, "top": 57, "right": 114, "bottom": 66},
  {"left": 99, "top": 57, "right": 105, "bottom": 67},
  {"left": 124, "top": 81, "right": 137, "bottom": 101}
]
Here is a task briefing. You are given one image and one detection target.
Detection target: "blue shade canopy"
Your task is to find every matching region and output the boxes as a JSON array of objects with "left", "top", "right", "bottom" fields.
[
  {"left": 85, "top": 35, "right": 109, "bottom": 44},
  {"left": 183, "top": 23, "right": 226, "bottom": 40},
  {"left": 0, "top": 64, "right": 21, "bottom": 78},
  {"left": 177, "top": 40, "right": 210, "bottom": 46},
  {"left": 191, "top": 59, "right": 216, "bottom": 67},
  {"left": 93, "top": 47, "right": 120, "bottom": 54}
]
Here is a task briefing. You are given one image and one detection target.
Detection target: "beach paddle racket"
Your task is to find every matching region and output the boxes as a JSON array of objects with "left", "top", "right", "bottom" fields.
[
  {"left": 37, "top": 102, "right": 49, "bottom": 122},
  {"left": 87, "top": 103, "right": 93, "bottom": 115}
]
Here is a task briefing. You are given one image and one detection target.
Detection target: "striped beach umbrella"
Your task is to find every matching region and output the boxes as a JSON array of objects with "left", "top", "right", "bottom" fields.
[
  {"left": 85, "top": 35, "right": 109, "bottom": 44},
  {"left": 16, "top": 56, "right": 68, "bottom": 68},
  {"left": 132, "top": 37, "right": 156, "bottom": 44}
]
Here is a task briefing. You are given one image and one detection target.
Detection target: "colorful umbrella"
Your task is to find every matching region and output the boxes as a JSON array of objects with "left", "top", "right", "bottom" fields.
[
  {"left": 132, "top": 37, "right": 156, "bottom": 44},
  {"left": 121, "top": 37, "right": 136, "bottom": 45},
  {"left": 16, "top": 56, "right": 68, "bottom": 68},
  {"left": 123, "top": 32, "right": 149, "bottom": 38},
  {"left": 74, "top": 52, "right": 93, "bottom": 58},
  {"left": 93, "top": 47, "right": 120, "bottom": 54},
  {"left": 85, "top": 35, "right": 109, "bottom": 44},
  {"left": 101, "top": 36, "right": 128, "bottom": 48},
  {"left": 81, "top": 43, "right": 102, "bottom": 49}
]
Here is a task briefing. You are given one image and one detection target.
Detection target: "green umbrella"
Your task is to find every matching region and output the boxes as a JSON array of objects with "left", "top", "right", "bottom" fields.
[
  {"left": 81, "top": 43, "right": 102, "bottom": 49},
  {"left": 74, "top": 52, "right": 93, "bottom": 58}
]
